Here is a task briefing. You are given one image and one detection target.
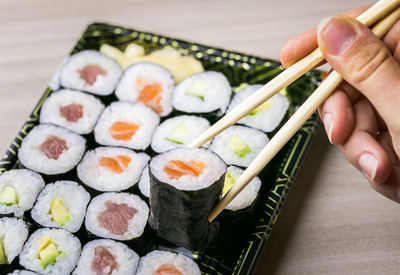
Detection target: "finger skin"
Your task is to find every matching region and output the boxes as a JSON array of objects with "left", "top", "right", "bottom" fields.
[
  {"left": 382, "top": 20, "right": 400, "bottom": 56},
  {"left": 280, "top": 5, "right": 371, "bottom": 68}
]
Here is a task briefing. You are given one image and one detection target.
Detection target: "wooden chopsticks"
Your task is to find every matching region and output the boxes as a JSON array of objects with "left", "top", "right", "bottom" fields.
[{"left": 205, "top": 0, "right": 400, "bottom": 222}]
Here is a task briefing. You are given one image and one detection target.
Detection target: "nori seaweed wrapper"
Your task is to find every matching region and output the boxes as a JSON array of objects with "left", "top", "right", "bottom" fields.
[{"left": 148, "top": 151, "right": 226, "bottom": 251}]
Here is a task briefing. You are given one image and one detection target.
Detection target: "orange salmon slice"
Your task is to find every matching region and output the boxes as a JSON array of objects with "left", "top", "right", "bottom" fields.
[
  {"left": 136, "top": 78, "right": 163, "bottom": 115},
  {"left": 155, "top": 264, "right": 183, "bottom": 275},
  {"left": 109, "top": 121, "right": 140, "bottom": 141},
  {"left": 163, "top": 160, "right": 206, "bottom": 180},
  {"left": 100, "top": 155, "right": 132, "bottom": 173}
]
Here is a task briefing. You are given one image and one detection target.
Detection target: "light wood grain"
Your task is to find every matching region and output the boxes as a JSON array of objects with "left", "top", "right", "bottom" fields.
[{"left": 1, "top": 0, "right": 399, "bottom": 274}]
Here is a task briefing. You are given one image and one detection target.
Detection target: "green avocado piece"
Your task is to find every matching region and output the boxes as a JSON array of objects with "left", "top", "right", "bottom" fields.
[
  {"left": 228, "top": 136, "right": 252, "bottom": 158},
  {"left": 223, "top": 172, "right": 237, "bottom": 196},
  {"left": 246, "top": 87, "right": 287, "bottom": 116},
  {"left": 0, "top": 186, "right": 18, "bottom": 206},
  {"left": 0, "top": 235, "right": 7, "bottom": 264},
  {"left": 185, "top": 78, "right": 207, "bottom": 101},
  {"left": 39, "top": 236, "right": 61, "bottom": 268},
  {"left": 50, "top": 198, "right": 71, "bottom": 226},
  {"left": 165, "top": 124, "right": 188, "bottom": 144}
]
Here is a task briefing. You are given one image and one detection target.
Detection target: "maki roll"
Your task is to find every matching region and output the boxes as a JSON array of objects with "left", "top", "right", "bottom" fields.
[
  {"left": 222, "top": 166, "right": 261, "bottom": 211},
  {"left": 19, "top": 228, "right": 81, "bottom": 275},
  {"left": 209, "top": 125, "right": 269, "bottom": 167},
  {"left": 227, "top": 85, "right": 289, "bottom": 132},
  {"left": 73, "top": 239, "right": 139, "bottom": 275},
  {"left": 85, "top": 192, "right": 149, "bottom": 241},
  {"left": 18, "top": 124, "right": 86, "bottom": 175},
  {"left": 138, "top": 165, "right": 150, "bottom": 198},
  {"left": 94, "top": 102, "right": 159, "bottom": 150},
  {"left": 172, "top": 71, "right": 232, "bottom": 115},
  {"left": 0, "top": 169, "right": 45, "bottom": 217},
  {"left": 0, "top": 218, "right": 29, "bottom": 265},
  {"left": 149, "top": 147, "right": 227, "bottom": 250},
  {"left": 31, "top": 181, "right": 91, "bottom": 233},
  {"left": 151, "top": 115, "right": 210, "bottom": 153},
  {"left": 39, "top": 89, "right": 105, "bottom": 134},
  {"left": 116, "top": 62, "right": 174, "bottom": 117},
  {"left": 77, "top": 147, "right": 150, "bottom": 192},
  {"left": 136, "top": 250, "right": 201, "bottom": 275},
  {"left": 60, "top": 50, "right": 122, "bottom": 96}
]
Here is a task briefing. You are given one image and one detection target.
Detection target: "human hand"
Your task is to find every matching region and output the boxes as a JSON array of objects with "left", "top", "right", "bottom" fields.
[{"left": 280, "top": 6, "right": 400, "bottom": 203}]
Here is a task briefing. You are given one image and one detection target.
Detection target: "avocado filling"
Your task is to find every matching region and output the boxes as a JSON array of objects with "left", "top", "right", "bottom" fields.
[
  {"left": 38, "top": 236, "right": 62, "bottom": 268},
  {"left": 223, "top": 172, "right": 237, "bottom": 195},
  {"left": 228, "top": 136, "right": 252, "bottom": 158},
  {"left": 0, "top": 186, "right": 18, "bottom": 206},
  {"left": 0, "top": 235, "right": 7, "bottom": 264},
  {"left": 165, "top": 124, "right": 188, "bottom": 144},
  {"left": 247, "top": 100, "right": 271, "bottom": 116},
  {"left": 185, "top": 78, "right": 207, "bottom": 101},
  {"left": 50, "top": 198, "right": 71, "bottom": 226}
]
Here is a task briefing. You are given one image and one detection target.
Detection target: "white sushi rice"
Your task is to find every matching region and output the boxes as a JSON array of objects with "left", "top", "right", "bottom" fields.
[
  {"left": 85, "top": 192, "right": 149, "bottom": 240},
  {"left": 136, "top": 250, "right": 201, "bottom": 275},
  {"left": 60, "top": 50, "right": 122, "bottom": 95},
  {"left": 227, "top": 84, "right": 290, "bottom": 132},
  {"left": 223, "top": 166, "right": 261, "bottom": 211},
  {"left": 40, "top": 89, "right": 105, "bottom": 134},
  {"left": 18, "top": 124, "right": 86, "bottom": 175},
  {"left": 0, "top": 169, "right": 44, "bottom": 217},
  {"left": 151, "top": 115, "right": 210, "bottom": 153},
  {"left": 94, "top": 102, "right": 160, "bottom": 150},
  {"left": 0, "top": 218, "right": 28, "bottom": 264},
  {"left": 172, "top": 71, "right": 232, "bottom": 113},
  {"left": 115, "top": 62, "right": 174, "bottom": 117},
  {"left": 77, "top": 147, "right": 150, "bottom": 191},
  {"left": 150, "top": 147, "right": 227, "bottom": 191},
  {"left": 209, "top": 125, "right": 269, "bottom": 167},
  {"left": 31, "top": 181, "right": 91, "bottom": 233},
  {"left": 73, "top": 239, "right": 139, "bottom": 275},
  {"left": 19, "top": 228, "right": 81, "bottom": 275},
  {"left": 138, "top": 165, "right": 150, "bottom": 198},
  {"left": 7, "top": 270, "right": 39, "bottom": 275}
]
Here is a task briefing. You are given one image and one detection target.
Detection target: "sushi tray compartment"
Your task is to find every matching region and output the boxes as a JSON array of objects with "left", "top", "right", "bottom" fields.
[{"left": 0, "top": 23, "right": 322, "bottom": 275}]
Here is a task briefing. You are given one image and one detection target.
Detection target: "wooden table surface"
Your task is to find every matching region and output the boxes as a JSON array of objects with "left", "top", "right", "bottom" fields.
[{"left": 1, "top": 0, "right": 399, "bottom": 274}]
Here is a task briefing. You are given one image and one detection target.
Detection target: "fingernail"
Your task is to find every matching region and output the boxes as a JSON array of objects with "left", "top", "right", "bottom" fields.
[
  {"left": 323, "top": 113, "right": 333, "bottom": 143},
  {"left": 318, "top": 16, "right": 357, "bottom": 55},
  {"left": 359, "top": 154, "right": 378, "bottom": 181}
]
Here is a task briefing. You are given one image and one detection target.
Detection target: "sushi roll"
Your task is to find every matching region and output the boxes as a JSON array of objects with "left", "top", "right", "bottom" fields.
[
  {"left": 209, "top": 125, "right": 269, "bottom": 167},
  {"left": 115, "top": 62, "right": 174, "bottom": 117},
  {"left": 18, "top": 124, "right": 86, "bottom": 175},
  {"left": 94, "top": 102, "right": 159, "bottom": 150},
  {"left": 0, "top": 169, "right": 45, "bottom": 217},
  {"left": 19, "top": 228, "right": 81, "bottom": 275},
  {"left": 77, "top": 147, "right": 150, "bottom": 192},
  {"left": 85, "top": 192, "right": 149, "bottom": 241},
  {"left": 7, "top": 270, "right": 38, "bottom": 275},
  {"left": 151, "top": 115, "right": 210, "bottom": 153},
  {"left": 60, "top": 50, "right": 122, "bottom": 96},
  {"left": 0, "top": 218, "right": 29, "bottom": 265},
  {"left": 138, "top": 165, "right": 150, "bottom": 198},
  {"left": 227, "top": 85, "right": 289, "bottom": 132},
  {"left": 73, "top": 239, "right": 139, "bottom": 275},
  {"left": 31, "top": 181, "right": 90, "bottom": 233},
  {"left": 172, "top": 71, "right": 232, "bottom": 115},
  {"left": 136, "top": 250, "right": 201, "bottom": 275},
  {"left": 39, "top": 89, "right": 105, "bottom": 134},
  {"left": 149, "top": 147, "right": 227, "bottom": 250},
  {"left": 222, "top": 166, "right": 261, "bottom": 211}
]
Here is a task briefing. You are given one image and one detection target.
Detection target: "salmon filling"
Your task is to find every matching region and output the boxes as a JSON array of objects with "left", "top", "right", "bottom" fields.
[
  {"left": 155, "top": 264, "right": 183, "bottom": 275},
  {"left": 40, "top": 136, "right": 68, "bottom": 160},
  {"left": 78, "top": 64, "right": 107, "bottom": 85},
  {"left": 163, "top": 160, "right": 206, "bottom": 180},
  {"left": 109, "top": 121, "right": 140, "bottom": 141},
  {"left": 136, "top": 78, "right": 163, "bottom": 115},
  {"left": 97, "top": 201, "right": 137, "bottom": 235},
  {"left": 91, "top": 246, "right": 119, "bottom": 275},
  {"left": 59, "top": 104, "right": 83, "bottom": 122},
  {"left": 99, "top": 155, "right": 132, "bottom": 174}
]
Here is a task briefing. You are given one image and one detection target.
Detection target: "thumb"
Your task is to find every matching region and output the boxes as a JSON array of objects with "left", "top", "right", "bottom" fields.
[{"left": 317, "top": 15, "right": 400, "bottom": 137}]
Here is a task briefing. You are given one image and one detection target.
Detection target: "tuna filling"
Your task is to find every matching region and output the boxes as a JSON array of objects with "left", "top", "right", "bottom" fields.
[
  {"left": 78, "top": 64, "right": 107, "bottom": 85},
  {"left": 91, "top": 246, "right": 119, "bottom": 275},
  {"left": 97, "top": 201, "right": 137, "bottom": 235},
  {"left": 40, "top": 136, "right": 68, "bottom": 160},
  {"left": 59, "top": 104, "right": 83, "bottom": 122},
  {"left": 155, "top": 264, "right": 183, "bottom": 275}
]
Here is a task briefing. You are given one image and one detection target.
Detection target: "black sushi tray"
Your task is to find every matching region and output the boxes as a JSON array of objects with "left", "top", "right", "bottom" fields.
[{"left": 0, "top": 23, "right": 322, "bottom": 274}]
